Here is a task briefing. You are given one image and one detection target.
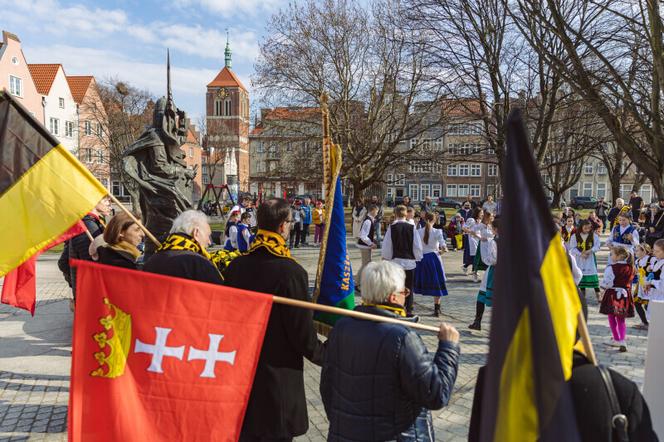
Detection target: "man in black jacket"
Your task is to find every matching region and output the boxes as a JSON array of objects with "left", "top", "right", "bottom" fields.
[
  {"left": 224, "top": 198, "right": 325, "bottom": 442},
  {"left": 64, "top": 197, "right": 112, "bottom": 305},
  {"left": 143, "top": 210, "right": 223, "bottom": 285},
  {"left": 321, "top": 260, "right": 460, "bottom": 441},
  {"left": 595, "top": 197, "right": 610, "bottom": 233}
]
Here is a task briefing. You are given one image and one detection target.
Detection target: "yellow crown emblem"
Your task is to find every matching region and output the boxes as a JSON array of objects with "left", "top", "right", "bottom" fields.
[{"left": 90, "top": 297, "right": 132, "bottom": 378}]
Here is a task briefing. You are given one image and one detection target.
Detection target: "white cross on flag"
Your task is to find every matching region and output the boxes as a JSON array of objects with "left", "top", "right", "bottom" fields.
[{"left": 69, "top": 260, "right": 273, "bottom": 442}]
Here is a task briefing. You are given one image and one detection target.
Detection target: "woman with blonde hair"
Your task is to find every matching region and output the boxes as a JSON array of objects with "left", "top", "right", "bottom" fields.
[{"left": 97, "top": 212, "right": 144, "bottom": 270}]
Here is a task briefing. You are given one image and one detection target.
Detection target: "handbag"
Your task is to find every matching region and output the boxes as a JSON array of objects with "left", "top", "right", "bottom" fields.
[{"left": 597, "top": 365, "right": 629, "bottom": 442}]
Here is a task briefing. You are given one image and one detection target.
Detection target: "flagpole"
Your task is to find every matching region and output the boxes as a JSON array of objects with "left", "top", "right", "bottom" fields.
[
  {"left": 106, "top": 193, "right": 161, "bottom": 247},
  {"left": 576, "top": 311, "right": 598, "bottom": 365},
  {"left": 272, "top": 295, "right": 439, "bottom": 333}
]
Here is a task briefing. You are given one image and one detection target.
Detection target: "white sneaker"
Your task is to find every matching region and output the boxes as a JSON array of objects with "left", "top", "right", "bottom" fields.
[{"left": 472, "top": 272, "right": 479, "bottom": 282}]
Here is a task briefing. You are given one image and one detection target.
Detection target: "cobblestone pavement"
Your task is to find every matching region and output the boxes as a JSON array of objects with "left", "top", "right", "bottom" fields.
[{"left": 0, "top": 239, "right": 650, "bottom": 441}]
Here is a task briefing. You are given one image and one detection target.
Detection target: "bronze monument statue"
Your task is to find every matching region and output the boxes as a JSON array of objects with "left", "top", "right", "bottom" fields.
[{"left": 123, "top": 51, "right": 196, "bottom": 256}]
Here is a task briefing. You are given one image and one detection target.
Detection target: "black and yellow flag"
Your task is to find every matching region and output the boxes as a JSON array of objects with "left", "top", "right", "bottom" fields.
[
  {"left": 480, "top": 109, "right": 582, "bottom": 441},
  {"left": 0, "top": 90, "right": 107, "bottom": 276}
]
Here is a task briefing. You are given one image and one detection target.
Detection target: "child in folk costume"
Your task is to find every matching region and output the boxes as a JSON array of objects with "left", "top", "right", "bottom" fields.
[
  {"left": 644, "top": 239, "right": 664, "bottom": 304},
  {"left": 223, "top": 210, "right": 240, "bottom": 251},
  {"left": 606, "top": 213, "right": 639, "bottom": 264},
  {"left": 600, "top": 246, "right": 635, "bottom": 353},
  {"left": 447, "top": 214, "right": 464, "bottom": 251},
  {"left": 312, "top": 200, "right": 326, "bottom": 245},
  {"left": 472, "top": 211, "right": 494, "bottom": 280},
  {"left": 414, "top": 212, "right": 449, "bottom": 317},
  {"left": 569, "top": 219, "right": 601, "bottom": 303},
  {"left": 469, "top": 218, "right": 498, "bottom": 331},
  {"left": 236, "top": 212, "right": 254, "bottom": 253},
  {"left": 633, "top": 243, "right": 654, "bottom": 329},
  {"left": 561, "top": 216, "right": 576, "bottom": 251},
  {"left": 462, "top": 207, "right": 483, "bottom": 279}
]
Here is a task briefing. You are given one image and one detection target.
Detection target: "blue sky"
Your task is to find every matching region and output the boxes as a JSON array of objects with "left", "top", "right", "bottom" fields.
[{"left": 1, "top": 0, "right": 283, "bottom": 124}]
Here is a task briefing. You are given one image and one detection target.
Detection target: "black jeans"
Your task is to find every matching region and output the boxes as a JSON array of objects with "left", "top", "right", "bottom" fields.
[
  {"left": 289, "top": 225, "right": 302, "bottom": 248},
  {"left": 240, "top": 434, "right": 292, "bottom": 442},
  {"left": 405, "top": 269, "right": 414, "bottom": 314},
  {"left": 301, "top": 223, "right": 310, "bottom": 244}
]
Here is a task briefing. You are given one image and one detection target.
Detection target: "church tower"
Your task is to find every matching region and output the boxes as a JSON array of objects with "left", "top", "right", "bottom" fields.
[{"left": 205, "top": 34, "right": 250, "bottom": 193}]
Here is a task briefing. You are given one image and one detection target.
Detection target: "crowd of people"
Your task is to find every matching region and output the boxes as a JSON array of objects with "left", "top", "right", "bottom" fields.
[{"left": 54, "top": 194, "right": 659, "bottom": 441}]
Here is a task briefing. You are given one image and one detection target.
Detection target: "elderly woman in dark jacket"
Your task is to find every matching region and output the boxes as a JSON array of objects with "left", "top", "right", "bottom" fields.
[
  {"left": 96, "top": 212, "right": 144, "bottom": 270},
  {"left": 320, "top": 260, "right": 460, "bottom": 442}
]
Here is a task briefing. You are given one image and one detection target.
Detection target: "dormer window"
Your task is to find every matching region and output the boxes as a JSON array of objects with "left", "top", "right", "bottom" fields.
[
  {"left": 59, "top": 98, "right": 65, "bottom": 109},
  {"left": 11, "top": 56, "right": 19, "bottom": 65}
]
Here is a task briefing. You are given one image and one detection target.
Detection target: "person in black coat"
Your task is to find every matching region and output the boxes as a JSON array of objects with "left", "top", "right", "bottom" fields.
[
  {"left": 96, "top": 212, "right": 144, "bottom": 270},
  {"left": 65, "top": 197, "right": 112, "bottom": 301},
  {"left": 644, "top": 203, "right": 664, "bottom": 247},
  {"left": 468, "top": 350, "right": 658, "bottom": 441},
  {"left": 143, "top": 210, "right": 223, "bottom": 285},
  {"left": 224, "top": 198, "right": 325, "bottom": 442},
  {"left": 321, "top": 260, "right": 460, "bottom": 441}
]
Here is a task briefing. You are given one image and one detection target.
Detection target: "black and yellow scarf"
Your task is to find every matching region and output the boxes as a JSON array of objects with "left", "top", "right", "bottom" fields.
[
  {"left": 248, "top": 229, "right": 293, "bottom": 260},
  {"left": 362, "top": 302, "right": 407, "bottom": 317},
  {"left": 159, "top": 233, "right": 212, "bottom": 259}
]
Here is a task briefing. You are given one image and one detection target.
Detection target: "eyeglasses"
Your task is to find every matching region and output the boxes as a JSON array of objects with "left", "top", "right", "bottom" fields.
[
  {"left": 395, "top": 288, "right": 411, "bottom": 297},
  {"left": 285, "top": 218, "right": 293, "bottom": 223}
]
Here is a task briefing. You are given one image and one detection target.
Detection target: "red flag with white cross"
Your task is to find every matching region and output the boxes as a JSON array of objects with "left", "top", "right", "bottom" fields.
[{"left": 68, "top": 260, "right": 273, "bottom": 442}]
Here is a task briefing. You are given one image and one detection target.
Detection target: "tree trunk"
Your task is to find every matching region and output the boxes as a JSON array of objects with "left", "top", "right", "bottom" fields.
[
  {"left": 552, "top": 192, "right": 562, "bottom": 209},
  {"left": 609, "top": 168, "right": 622, "bottom": 203}
]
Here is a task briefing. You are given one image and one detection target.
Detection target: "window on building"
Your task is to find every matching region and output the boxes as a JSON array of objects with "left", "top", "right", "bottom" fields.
[
  {"left": 641, "top": 184, "right": 653, "bottom": 204},
  {"left": 470, "top": 184, "right": 481, "bottom": 197},
  {"left": 432, "top": 184, "right": 442, "bottom": 198},
  {"left": 596, "top": 183, "right": 607, "bottom": 199},
  {"left": 488, "top": 164, "right": 498, "bottom": 177},
  {"left": 447, "top": 164, "right": 458, "bottom": 176},
  {"left": 584, "top": 163, "right": 593, "bottom": 175},
  {"left": 487, "top": 184, "right": 496, "bottom": 197},
  {"left": 59, "top": 98, "right": 65, "bottom": 109},
  {"left": 395, "top": 188, "right": 405, "bottom": 198},
  {"left": 84, "top": 120, "right": 92, "bottom": 135},
  {"left": 257, "top": 142, "right": 265, "bottom": 153},
  {"left": 620, "top": 184, "right": 632, "bottom": 200},
  {"left": 470, "top": 164, "right": 482, "bottom": 177},
  {"left": 224, "top": 98, "right": 232, "bottom": 116},
  {"left": 433, "top": 138, "right": 444, "bottom": 151},
  {"left": 597, "top": 164, "right": 607, "bottom": 175},
  {"left": 49, "top": 118, "right": 59, "bottom": 135},
  {"left": 458, "top": 164, "right": 470, "bottom": 176},
  {"left": 96, "top": 123, "right": 102, "bottom": 136},
  {"left": 96, "top": 149, "right": 104, "bottom": 163},
  {"left": 582, "top": 182, "right": 593, "bottom": 197},
  {"left": 387, "top": 187, "right": 394, "bottom": 199},
  {"left": 189, "top": 147, "right": 194, "bottom": 157},
  {"left": 395, "top": 174, "right": 405, "bottom": 186},
  {"left": 215, "top": 100, "right": 222, "bottom": 116},
  {"left": 64, "top": 121, "right": 74, "bottom": 138},
  {"left": 409, "top": 184, "right": 419, "bottom": 201},
  {"left": 420, "top": 184, "right": 431, "bottom": 199},
  {"left": 458, "top": 184, "right": 470, "bottom": 197},
  {"left": 446, "top": 184, "right": 457, "bottom": 197},
  {"left": 112, "top": 181, "right": 122, "bottom": 196},
  {"left": 569, "top": 185, "right": 579, "bottom": 199},
  {"left": 9, "top": 75, "right": 22, "bottom": 96},
  {"left": 83, "top": 148, "right": 92, "bottom": 163}
]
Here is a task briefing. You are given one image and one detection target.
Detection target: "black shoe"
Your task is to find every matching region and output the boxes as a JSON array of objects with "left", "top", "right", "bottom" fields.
[
  {"left": 434, "top": 305, "right": 440, "bottom": 317},
  {"left": 406, "top": 314, "right": 420, "bottom": 323},
  {"left": 468, "top": 321, "right": 481, "bottom": 331},
  {"left": 619, "top": 345, "right": 627, "bottom": 353}
]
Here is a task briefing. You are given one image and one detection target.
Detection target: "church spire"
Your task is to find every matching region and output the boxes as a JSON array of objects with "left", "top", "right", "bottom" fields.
[{"left": 225, "top": 30, "right": 232, "bottom": 69}]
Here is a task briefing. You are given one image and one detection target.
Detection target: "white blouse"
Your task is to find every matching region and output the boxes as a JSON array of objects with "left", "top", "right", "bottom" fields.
[{"left": 418, "top": 227, "right": 446, "bottom": 254}]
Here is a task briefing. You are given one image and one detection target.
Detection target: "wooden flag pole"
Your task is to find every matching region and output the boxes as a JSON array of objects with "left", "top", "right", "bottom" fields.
[
  {"left": 272, "top": 295, "right": 440, "bottom": 333},
  {"left": 106, "top": 193, "right": 161, "bottom": 247},
  {"left": 84, "top": 228, "right": 94, "bottom": 241},
  {"left": 577, "top": 311, "right": 598, "bottom": 365}
]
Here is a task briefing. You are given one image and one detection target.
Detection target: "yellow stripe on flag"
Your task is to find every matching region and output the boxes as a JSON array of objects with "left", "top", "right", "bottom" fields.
[
  {"left": 540, "top": 234, "right": 582, "bottom": 380},
  {"left": 494, "top": 307, "right": 538, "bottom": 442},
  {"left": 0, "top": 145, "right": 107, "bottom": 276}
]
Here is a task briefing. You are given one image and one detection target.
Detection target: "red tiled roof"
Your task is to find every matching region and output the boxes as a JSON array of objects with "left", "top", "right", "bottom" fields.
[
  {"left": 264, "top": 107, "right": 320, "bottom": 121},
  {"left": 207, "top": 66, "right": 247, "bottom": 91},
  {"left": 66, "top": 75, "right": 94, "bottom": 104},
  {"left": 27, "top": 64, "right": 62, "bottom": 95},
  {"left": 442, "top": 98, "right": 483, "bottom": 118}
]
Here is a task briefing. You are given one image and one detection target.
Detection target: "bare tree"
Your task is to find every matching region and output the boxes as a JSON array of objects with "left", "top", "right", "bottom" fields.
[
  {"left": 253, "top": 0, "right": 448, "bottom": 198},
  {"left": 86, "top": 79, "right": 154, "bottom": 211},
  {"left": 509, "top": 0, "right": 664, "bottom": 197}
]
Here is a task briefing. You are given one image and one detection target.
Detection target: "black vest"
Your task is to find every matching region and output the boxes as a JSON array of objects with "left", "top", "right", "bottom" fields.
[
  {"left": 357, "top": 216, "right": 375, "bottom": 247},
  {"left": 390, "top": 222, "right": 415, "bottom": 260}
]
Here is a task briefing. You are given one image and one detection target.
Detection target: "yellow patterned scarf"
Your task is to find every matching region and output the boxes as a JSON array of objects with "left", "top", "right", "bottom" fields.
[
  {"left": 159, "top": 233, "right": 212, "bottom": 259},
  {"left": 362, "top": 303, "right": 407, "bottom": 317},
  {"left": 249, "top": 229, "right": 293, "bottom": 260}
]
